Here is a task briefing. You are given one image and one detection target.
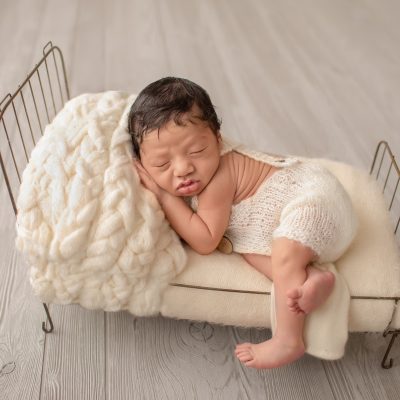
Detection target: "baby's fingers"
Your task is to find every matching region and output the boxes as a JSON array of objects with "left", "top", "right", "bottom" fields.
[
  {"left": 133, "top": 160, "right": 161, "bottom": 196},
  {"left": 133, "top": 160, "right": 148, "bottom": 178},
  {"left": 133, "top": 159, "right": 144, "bottom": 172},
  {"left": 134, "top": 162, "right": 150, "bottom": 183}
]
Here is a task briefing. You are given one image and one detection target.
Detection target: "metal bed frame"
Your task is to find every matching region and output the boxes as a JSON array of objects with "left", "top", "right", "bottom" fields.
[{"left": 1, "top": 42, "right": 399, "bottom": 369}]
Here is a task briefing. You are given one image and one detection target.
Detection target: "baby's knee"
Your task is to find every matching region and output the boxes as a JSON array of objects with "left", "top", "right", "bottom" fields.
[{"left": 271, "top": 237, "right": 315, "bottom": 274}]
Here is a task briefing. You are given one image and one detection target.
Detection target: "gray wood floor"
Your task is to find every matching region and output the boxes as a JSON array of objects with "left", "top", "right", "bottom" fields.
[{"left": 1, "top": 0, "right": 400, "bottom": 399}]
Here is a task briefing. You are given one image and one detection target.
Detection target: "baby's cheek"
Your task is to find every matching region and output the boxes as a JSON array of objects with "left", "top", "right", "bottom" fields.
[{"left": 156, "top": 177, "right": 172, "bottom": 192}]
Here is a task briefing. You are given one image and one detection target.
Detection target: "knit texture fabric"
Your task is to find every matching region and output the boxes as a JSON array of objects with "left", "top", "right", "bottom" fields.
[
  {"left": 227, "top": 161, "right": 358, "bottom": 262},
  {"left": 15, "top": 91, "right": 187, "bottom": 316},
  {"left": 193, "top": 137, "right": 358, "bottom": 262}
]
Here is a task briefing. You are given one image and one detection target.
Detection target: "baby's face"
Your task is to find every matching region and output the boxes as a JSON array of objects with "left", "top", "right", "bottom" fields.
[{"left": 139, "top": 115, "right": 221, "bottom": 197}]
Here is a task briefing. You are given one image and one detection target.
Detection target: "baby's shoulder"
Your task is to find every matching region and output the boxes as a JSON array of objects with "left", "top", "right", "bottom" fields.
[
  {"left": 221, "top": 150, "right": 246, "bottom": 172},
  {"left": 218, "top": 151, "right": 244, "bottom": 189},
  {"left": 222, "top": 150, "right": 266, "bottom": 177}
]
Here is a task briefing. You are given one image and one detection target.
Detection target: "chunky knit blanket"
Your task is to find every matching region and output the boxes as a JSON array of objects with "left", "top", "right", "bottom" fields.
[{"left": 15, "top": 91, "right": 187, "bottom": 316}]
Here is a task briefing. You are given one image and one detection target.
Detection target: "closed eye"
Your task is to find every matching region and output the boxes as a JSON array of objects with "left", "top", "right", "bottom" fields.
[
  {"left": 190, "top": 147, "right": 207, "bottom": 155},
  {"left": 153, "top": 161, "right": 170, "bottom": 168}
]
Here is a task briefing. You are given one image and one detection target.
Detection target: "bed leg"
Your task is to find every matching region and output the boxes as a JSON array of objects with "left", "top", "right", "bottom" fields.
[
  {"left": 42, "top": 303, "right": 54, "bottom": 333},
  {"left": 381, "top": 330, "right": 399, "bottom": 369}
]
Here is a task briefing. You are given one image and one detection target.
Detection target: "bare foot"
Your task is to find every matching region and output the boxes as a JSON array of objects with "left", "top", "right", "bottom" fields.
[
  {"left": 286, "top": 267, "right": 335, "bottom": 314},
  {"left": 235, "top": 337, "right": 305, "bottom": 369}
]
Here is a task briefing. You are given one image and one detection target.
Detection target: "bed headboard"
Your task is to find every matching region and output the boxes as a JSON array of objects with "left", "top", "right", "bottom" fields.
[{"left": 0, "top": 42, "right": 70, "bottom": 215}]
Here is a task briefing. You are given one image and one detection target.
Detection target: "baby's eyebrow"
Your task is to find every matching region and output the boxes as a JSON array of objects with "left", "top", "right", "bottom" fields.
[
  {"left": 147, "top": 152, "right": 169, "bottom": 161},
  {"left": 141, "top": 144, "right": 168, "bottom": 154},
  {"left": 190, "top": 116, "right": 205, "bottom": 124}
]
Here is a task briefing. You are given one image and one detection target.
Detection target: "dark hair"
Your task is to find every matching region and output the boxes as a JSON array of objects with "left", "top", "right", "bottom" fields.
[{"left": 127, "top": 77, "right": 221, "bottom": 158}]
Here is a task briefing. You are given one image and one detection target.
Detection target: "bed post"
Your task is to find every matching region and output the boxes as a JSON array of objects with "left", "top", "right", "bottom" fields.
[
  {"left": 381, "top": 299, "right": 399, "bottom": 369},
  {"left": 382, "top": 329, "right": 400, "bottom": 369},
  {"left": 42, "top": 303, "right": 54, "bottom": 333}
]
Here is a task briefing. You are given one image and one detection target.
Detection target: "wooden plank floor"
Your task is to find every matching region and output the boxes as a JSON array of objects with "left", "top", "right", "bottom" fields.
[{"left": 1, "top": 0, "right": 400, "bottom": 399}]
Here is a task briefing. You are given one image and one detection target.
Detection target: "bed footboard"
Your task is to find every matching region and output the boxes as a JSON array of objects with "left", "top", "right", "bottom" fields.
[{"left": 370, "top": 141, "right": 400, "bottom": 368}]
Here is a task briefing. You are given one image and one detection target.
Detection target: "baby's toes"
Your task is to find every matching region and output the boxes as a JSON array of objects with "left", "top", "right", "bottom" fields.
[
  {"left": 236, "top": 350, "right": 250, "bottom": 361},
  {"left": 287, "top": 297, "right": 297, "bottom": 307},
  {"left": 235, "top": 343, "right": 251, "bottom": 352},
  {"left": 245, "top": 359, "right": 258, "bottom": 368},
  {"left": 286, "top": 287, "right": 302, "bottom": 300},
  {"left": 236, "top": 350, "right": 254, "bottom": 363},
  {"left": 288, "top": 302, "right": 304, "bottom": 314},
  {"left": 288, "top": 303, "right": 297, "bottom": 312}
]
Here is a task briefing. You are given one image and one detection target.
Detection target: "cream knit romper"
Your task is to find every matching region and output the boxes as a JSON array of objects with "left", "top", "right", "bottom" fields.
[{"left": 192, "top": 137, "right": 358, "bottom": 263}]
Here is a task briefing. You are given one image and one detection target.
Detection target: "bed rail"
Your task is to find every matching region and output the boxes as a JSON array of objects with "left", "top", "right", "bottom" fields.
[
  {"left": 370, "top": 140, "right": 400, "bottom": 239},
  {"left": 0, "top": 41, "right": 70, "bottom": 216}
]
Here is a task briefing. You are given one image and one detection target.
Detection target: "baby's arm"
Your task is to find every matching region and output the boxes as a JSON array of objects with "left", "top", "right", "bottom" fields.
[{"left": 135, "top": 158, "right": 235, "bottom": 254}]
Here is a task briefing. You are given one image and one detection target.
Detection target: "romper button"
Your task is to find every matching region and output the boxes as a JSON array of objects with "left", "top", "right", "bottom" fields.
[{"left": 217, "top": 236, "right": 233, "bottom": 254}]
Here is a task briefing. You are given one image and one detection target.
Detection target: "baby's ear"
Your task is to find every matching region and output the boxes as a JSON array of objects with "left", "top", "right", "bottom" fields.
[
  {"left": 216, "top": 132, "right": 223, "bottom": 146},
  {"left": 216, "top": 133, "right": 223, "bottom": 154}
]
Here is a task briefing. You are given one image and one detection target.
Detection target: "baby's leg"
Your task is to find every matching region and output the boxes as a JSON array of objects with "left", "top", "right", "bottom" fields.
[
  {"left": 236, "top": 238, "right": 314, "bottom": 369},
  {"left": 241, "top": 253, "right": 273, "bottom": 279}
]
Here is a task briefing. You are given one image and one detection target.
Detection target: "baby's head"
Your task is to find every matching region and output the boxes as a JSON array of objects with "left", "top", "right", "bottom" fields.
[{"left": 127, "top": 77, "right": 221, "bottom": 159}]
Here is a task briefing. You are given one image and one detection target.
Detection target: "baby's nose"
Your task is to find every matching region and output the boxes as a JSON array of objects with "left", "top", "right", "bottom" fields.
[{"left": 174, "top": 158, "right": 194, "bottom": 177}]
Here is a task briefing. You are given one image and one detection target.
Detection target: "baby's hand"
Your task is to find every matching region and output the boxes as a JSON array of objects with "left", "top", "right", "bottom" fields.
[{"left": 133, "top": 160, "right": 164, "bottom": 202}]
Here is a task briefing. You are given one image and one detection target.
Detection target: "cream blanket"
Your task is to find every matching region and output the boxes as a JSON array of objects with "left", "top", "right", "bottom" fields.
[{"left": 16, "top": 91, "right": 187, "bottom": 315}]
